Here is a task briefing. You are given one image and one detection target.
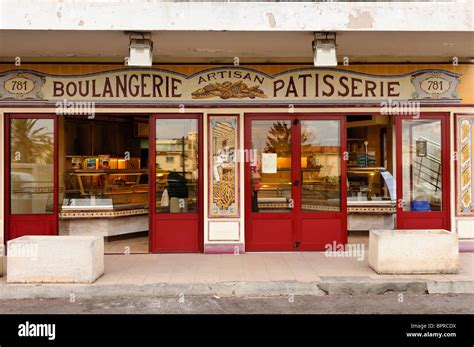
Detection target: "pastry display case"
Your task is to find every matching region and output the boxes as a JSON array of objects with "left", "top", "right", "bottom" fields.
[
  {"left": 347, "top": 167, "right": 396, "bottom": 207},
  {"left": 61, "top": 155, "right": 149, "bottom": 213},
  {"left": 347, "top": 167, "right": 396, "bottom": 230}
]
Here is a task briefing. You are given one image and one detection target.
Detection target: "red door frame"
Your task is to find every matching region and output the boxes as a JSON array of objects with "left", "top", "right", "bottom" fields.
[
  {"left": 4, "top": 114, "right": 59, "bottom": 242},
  {"left": 395, "top": 113, "right": 451, "bottom": 230},
  {"left": 244, "top": 113, "right": 347, "bottom": 251},
  {"left": 149, "top": 114, "right": 204, "bottom": 253}
]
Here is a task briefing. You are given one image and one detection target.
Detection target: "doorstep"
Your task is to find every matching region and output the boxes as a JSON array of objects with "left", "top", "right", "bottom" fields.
[
  {"left": 460, "top": 239, "right": 474, "bottom": 252},
  {"left": 0, "top": 252, "right": 473, "bottom": 299}
]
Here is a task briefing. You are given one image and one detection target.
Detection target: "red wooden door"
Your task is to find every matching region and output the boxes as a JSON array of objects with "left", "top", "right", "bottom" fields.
[
  {"left": 149, "top": 114, "right": 203, "bottom": 253},
  {"left": 5, "top": 114, "right": 58, "bottom": 241},
  {"left": 245, "top": 113, "right": 347, "bottom": 251},
  {"left": 297, "top": 114, "right": 347, "bottom": 250},
  {"left": 396, "top": 113, "right": 450, "bottom": 230}
]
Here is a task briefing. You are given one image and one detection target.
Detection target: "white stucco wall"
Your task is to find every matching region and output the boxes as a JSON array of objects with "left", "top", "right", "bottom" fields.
[{"left": 0, "top": 1, "right": 472, "bottom": 32}]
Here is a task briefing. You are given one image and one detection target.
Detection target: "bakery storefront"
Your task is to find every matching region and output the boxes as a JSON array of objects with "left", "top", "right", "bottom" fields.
[{"left": 1, "top": 64, "right": 473, "bottom": 254}]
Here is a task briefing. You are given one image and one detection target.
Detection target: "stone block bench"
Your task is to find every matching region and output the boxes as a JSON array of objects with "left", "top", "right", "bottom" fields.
[
  {"left": 368, "top": 229, "right": 459, "bottom": 274},
  {"left": 7, "top": 236, "right": 104, "bottom": 283}
]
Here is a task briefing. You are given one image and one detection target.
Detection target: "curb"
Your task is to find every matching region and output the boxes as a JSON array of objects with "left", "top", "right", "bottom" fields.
[
  {"left": 2, "top": 278, "right": 472, "bottom": 299},
  {"left": 427, "top": 281, "right": 474, "bottom": 294}
]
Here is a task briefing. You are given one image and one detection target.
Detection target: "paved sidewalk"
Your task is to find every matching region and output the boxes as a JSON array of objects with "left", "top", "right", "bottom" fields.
[{"left": 1, "top": 251, "right": 473, "bottom": 299}]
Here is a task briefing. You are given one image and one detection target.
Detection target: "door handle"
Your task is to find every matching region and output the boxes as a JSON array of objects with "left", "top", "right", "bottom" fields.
[{"left": 293, "top": 179, "right": 299, "bottom": 186}]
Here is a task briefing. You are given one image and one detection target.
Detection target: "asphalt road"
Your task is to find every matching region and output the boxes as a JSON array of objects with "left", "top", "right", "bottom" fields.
[{"left": 0, "top": 293, "right": 473, "bottom": 314}]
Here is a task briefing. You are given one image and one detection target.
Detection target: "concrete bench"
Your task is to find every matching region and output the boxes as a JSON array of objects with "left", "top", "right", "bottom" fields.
[
  {"left": 368, "top": 229, "right": 459, "bottom": 274},
  {"left": 7, "top": 236, "right": 104, "bottom": 283}
]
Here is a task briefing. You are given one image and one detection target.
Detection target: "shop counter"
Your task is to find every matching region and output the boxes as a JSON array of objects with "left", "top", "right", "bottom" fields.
[{"left": 59, "top": 207, "right": 149, "bottom": 237}]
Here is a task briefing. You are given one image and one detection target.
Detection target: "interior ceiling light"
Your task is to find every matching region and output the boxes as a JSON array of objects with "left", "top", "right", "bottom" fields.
[
  {"left": 127, "top": 32, "right": 153, "bottom": 67},
  {"left": 313, "top": 32, "right": 337, "bottom": 67}
]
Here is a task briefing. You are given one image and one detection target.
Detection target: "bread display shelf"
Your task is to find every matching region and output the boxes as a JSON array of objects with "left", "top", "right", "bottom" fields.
[{"left": 63, "top": 169, "right": 149, "bottom": 215}]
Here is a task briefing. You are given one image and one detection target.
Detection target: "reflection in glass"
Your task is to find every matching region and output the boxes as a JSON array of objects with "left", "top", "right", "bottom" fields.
[
  {"left": 10, "top": 118, "right": 55, "bottom": 214},
  {"left": 402, "top": 119, "right": 442, "bottom": 212},
  {"left": 155, "top": 119, "right": 198, "bottom": 213},
  {"left": 251, "top": 120, "right": 292, "bottom": 212},
  {"left": 301, "top": 120, "right": 341, "bottom": 212}
]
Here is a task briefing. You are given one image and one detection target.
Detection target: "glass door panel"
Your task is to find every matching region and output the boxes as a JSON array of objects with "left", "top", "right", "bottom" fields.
[
  {"left": 300, "top": 120, "right": 341, "bottom": 212},
  {"left": 250, "top": 120, "right": 292, "bottom": 213},
  {"left": 401, "top": 119, "right": 442, "bottom": 212},
  {"left": 396, "top": 114, "right": 450, "bottom": 231},
  {"left": 155, "top": 119, "right": 199, "bottom": 213}
]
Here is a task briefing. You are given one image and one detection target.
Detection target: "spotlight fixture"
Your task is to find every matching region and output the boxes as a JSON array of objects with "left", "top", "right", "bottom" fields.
[
  {"left": 127, "top": 32, "right": 153, "bottom": 67},
  {"left": 313, "top": 32, "right": 337, "bottom": 67}
]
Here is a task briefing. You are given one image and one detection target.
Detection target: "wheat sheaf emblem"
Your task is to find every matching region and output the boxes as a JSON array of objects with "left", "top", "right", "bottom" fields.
[{"left": 192, "top": 80, "right": 267, "bottom": 100}]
